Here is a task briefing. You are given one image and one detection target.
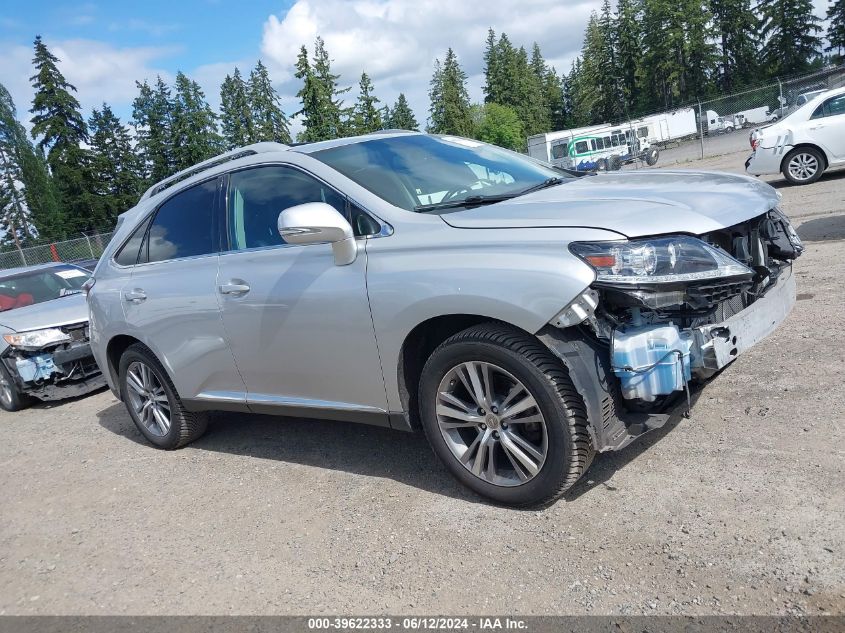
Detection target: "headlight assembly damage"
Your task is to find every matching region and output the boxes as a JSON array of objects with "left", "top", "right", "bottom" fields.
[
  {"left": 1, "top": 323, "right": 104, "bottom": 400},
  {"left": 551, "top": 210, "right": 801, "bottom": 415}
]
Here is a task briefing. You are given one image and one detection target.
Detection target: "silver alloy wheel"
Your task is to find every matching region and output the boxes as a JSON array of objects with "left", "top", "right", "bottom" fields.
[
  {"left": 788, "top": 152, "right": 819, "bottom": 181},
  {"left": 435, "top": 361, "right": 548, "bottom": 487},
  {"left": 125, "top": 361, "right": 171, "bottom": 436},
  {"left": 0, "top": 372, "right": 12, "bottom": 406}
]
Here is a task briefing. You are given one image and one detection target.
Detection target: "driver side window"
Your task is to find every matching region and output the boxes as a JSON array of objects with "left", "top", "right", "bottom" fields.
[{"left": 226, "top": 166, "right": 348, "bottom": 251}]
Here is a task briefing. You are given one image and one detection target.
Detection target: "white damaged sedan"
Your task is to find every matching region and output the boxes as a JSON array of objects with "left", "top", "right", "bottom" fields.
[{"left": 746, "top": 86, "right": 845, "bottom": 185}]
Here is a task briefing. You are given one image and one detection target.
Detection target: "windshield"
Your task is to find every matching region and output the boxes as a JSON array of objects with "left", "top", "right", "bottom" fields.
[
  {"left": 311, "top": 135, "right": 570, "bottom": 212},
  {"left": 0, "top": 265, "right": 90, "bottom": 312}
]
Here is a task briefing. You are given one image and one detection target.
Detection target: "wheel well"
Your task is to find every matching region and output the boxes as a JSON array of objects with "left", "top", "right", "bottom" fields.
[
  {"left": 105, "top": 334, "right": 141, "bottom": 389},
  {"left": 782, "top": 143, "right": 829, "bottom": 172},
  {"left": 398, "top": 315, "right": 500, "bottom": 429}
]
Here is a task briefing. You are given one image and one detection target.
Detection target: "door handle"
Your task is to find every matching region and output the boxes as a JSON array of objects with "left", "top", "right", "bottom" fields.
[
  {"left": 124, "top": 289, "right": 147, "bottom": 303},
  {"left": 219, "top": 282, "right": 250, "bottom": 295}
]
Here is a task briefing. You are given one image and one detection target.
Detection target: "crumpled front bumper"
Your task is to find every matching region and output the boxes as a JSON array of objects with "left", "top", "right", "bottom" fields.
[
  {"left": 691, "top": 265, "right": 796, "bottom": 377},
  {"left": 1, "top": 341, "right": 105, "bottom": 401}
]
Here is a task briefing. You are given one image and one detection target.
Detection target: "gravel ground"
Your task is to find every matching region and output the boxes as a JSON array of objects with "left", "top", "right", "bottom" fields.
[{"left": 1, "top": 150, "right": 843, "bottom": 616}]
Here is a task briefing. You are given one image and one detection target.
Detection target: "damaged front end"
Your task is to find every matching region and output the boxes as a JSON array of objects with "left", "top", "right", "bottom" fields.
[
  {"left": 1, "top": 322, "right": 105, "bottom": 400},
  {"left": 541, "top": 208, "right": 802, "bottom": 452}
]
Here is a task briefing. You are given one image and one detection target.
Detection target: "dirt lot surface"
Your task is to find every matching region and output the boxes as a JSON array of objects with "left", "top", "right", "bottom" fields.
[{"left": 1, "top": 149, "right": 843, "bottom": 616}]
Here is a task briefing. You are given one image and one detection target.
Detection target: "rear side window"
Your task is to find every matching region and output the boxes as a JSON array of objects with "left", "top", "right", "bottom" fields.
[
  {"left": 811, "top": 94, "right": 845, "bottom": 119},
  {"left": 114, "top": 215, "right": 152, "bottom": 267},
  {"left": 551, "top": 143, "right": 568, "bottom": 159},
  {"left": 144, "top": 179, "right": 218, "bottom": 263}
]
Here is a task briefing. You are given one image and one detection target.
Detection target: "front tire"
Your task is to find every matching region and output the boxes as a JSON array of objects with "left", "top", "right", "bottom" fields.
[
  {"left": 418, "top": 324, "right": 594, "bottom": 507},
  {"left": 782, "top": 147, "right": 824, "bottom": 185},
  {"left": 595, "top": 158, "right": 609, "bottom": 172},
  {"left": 118, "top": 343, "right": 208, "bottom": 449},
  {"left": 0, "top": 364, "right": 32, "bottom": 412}
]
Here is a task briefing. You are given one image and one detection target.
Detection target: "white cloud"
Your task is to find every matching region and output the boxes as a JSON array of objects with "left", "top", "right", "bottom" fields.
[
  {"left": 260, "top": 0, "right": 599, "bottom": 129},
  {"left": 0, "top": 38, "right": 176, "bottom": 128}
]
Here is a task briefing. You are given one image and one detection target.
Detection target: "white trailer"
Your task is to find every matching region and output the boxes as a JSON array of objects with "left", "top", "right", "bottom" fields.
[{"left": 636, "top": 108, "right": 698, "bottom": 144}]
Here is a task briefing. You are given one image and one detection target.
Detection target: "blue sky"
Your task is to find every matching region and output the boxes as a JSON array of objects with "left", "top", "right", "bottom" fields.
[{"left": 0, "top": 0, "right": 833, "bottom": 136}]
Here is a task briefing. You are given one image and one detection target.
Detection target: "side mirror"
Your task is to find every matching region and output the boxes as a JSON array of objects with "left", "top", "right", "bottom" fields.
[{"left": 277, "top": 202, "right": 357, "bottom": 266}]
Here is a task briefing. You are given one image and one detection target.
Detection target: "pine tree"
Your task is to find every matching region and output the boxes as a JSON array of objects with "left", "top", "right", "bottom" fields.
[
  {"left": 683, "top": 0, "right": 719, "bottom": 100},
  {"left": 826, "top": 0, "right": 845, "bottom": 58},
  {"left": 248, "top": 60, "right": 291, "bottom": 144},
  {"left": 220, "top": 68, "right": 253, "bottom": 149},
  {"left": 615, "top": 0, "right": 641, "bottom": 111},
  {"left": 170, "top": 71, "right": 223, "bottom": 172},
  {"left": 427, "top": 49, "right": 473, "bottom": 136},
  {"left": 132, "top": 76, "right": 174, "bottom": 184},
  {"left": 88, "top": 104, "right": 141, "bottom": 226},
  {"left": 759, "top": 0, "right": 823, "bottom": 76},
  {"left": 0, "top": 81, "right": 60, "bottom": 241},
  {"left": 386, "top": 93, "right": 419, "bottom": 130},
  {"left": 482, "top": 28, "right": 501, "bottom": 104},
  {"left": 637, "top": 0, "right": 690, "bottom": 111},
  {"left": 352, "top": 72, "right": 382, "bottom": 134},
  {"left": 295, "top": 38, "right": 348, "bottom": 141},
  {"left": 711, "top": 0, "right": 760, "bottom": 90},
  {"left": 29, "top": 35, "right": 91, "bottom": 235}
]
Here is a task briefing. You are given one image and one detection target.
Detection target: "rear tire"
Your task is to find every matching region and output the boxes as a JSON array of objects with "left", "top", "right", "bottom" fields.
[
  {"left": 644, "top": 147, "right": 659, "bottom": 166},
  {"left": 118, "top": 343, "right": 208, "bottom": 449},
  {"left": 418, "top": 323, "right": 594, "bottom": 507},
  {"left": 782, "top": 147, "right": 824, "bottom": 185},
  {"left": 609, "top": 154, "right": 622, "bottom": 171},
  {"left": 0, "top": 364, "right": 32, "bottom": 412}
]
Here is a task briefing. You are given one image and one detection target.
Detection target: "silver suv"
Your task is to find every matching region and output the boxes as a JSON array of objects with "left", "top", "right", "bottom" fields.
[{"left": 88, "top": 132, "right": 801, "bottom": 506}]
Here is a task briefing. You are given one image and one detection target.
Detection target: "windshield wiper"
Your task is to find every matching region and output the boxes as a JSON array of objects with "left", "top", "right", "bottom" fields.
[
  {"left": 414, "top": 193, "right": 515, "bottom": 213},
  {"left": 514, "top": 176, "right": 567, "bottom": 196},
  {"left": 414, "top": 177, "right": 568, "bottom": 213}
]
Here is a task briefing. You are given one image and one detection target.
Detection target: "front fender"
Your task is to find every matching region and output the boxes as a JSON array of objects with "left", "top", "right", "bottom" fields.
[{"left": 364, "top": 224, "right": 616, "bottom": 412}]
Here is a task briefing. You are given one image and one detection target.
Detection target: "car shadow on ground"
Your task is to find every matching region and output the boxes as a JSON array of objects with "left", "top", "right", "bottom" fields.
[
  {"left": 796, "top": 214, "right": 845, "bottom": 242},
  {"left": 96, "top": 387, "right": 702, "bottom": 509}
]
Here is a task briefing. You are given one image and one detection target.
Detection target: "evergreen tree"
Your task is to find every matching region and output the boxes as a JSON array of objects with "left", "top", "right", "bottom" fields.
[
  {"left": 386, "top": 93, "right": 419, "bottom": 130},
  {"left": 711, "top": 0, "right": 760, "bottom": 91},
  {"left": 88, "top": 104, "right": 141, "bottom": 226},
  {"left": 29, "top": 35, "right": 91, "bottom": 235},
  {"left": 0, "top": 81, "right": 60, "bottom": 241},
  {"left": 637, "top": 0, "right": 691, "bottom": 111},
  {"left": 352, "top": 72, "right": 382, "bottom": 134},
  {"left": 482, "top": 28, "right": 501, "bottom": 104},
  {"left": 170, "top": 71, "right": 222, "bottom": 172},
  {"left": 759, "top": 0, "right": 823, "bottom": 76},
  {"left": 132, "top": 76, "right": 174, "bottom": 184},
  {"left": 683, "top": 0, "right": 719, "bottom": 100},
  {"left": 220, "top": 68, "right": 253, "bottom": 149},
  {"left": 826, "top": 0, "right": 845, "bottom": 58},
  {"left": 248, "top": 60, "right": 291, "bottom": 144},
  {"left": 427, "top": 49, "right": 473, "bottom": 136},
  {"left": 615, "top": 0, "right": 641, "bottom": 112},
  {"left": 295, "top": 38, "right": 348, "bottom": 141}
]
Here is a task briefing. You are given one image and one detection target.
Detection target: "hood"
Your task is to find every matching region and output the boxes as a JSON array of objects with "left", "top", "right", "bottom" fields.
[
  {"left": 0, "top": 293, "right": 88, "bottom": 333},
  {"left": 440, "top": 170, "right": 780, "bottom": 238}
]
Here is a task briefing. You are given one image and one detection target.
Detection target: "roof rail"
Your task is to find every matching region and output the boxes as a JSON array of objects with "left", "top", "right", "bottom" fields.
[
  {"left": 365, "top": 129, "right": 419, "bottom": 135},
  {"left": 140, "top": 142, "right": 289, "bottom": 201}
]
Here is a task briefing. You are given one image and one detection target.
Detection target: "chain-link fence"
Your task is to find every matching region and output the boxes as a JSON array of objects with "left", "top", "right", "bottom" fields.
[
  {"left": 528, "top": 64, "right": 845, "bottom": 171},
  {"left": 0, "top": 229, "right": 115, "bottom": 270}
]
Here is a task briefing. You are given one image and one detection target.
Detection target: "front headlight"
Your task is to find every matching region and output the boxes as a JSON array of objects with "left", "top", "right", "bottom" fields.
[
  {"left": 570, "top": 236, "right": 753, "bottom": 285},
  {"left": 3, "top": 328, "right": 71, "bottom": 350}
]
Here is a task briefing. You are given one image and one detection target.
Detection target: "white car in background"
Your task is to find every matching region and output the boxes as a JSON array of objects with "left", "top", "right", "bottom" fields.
[{"left": 746, "top": 86, "right": 845, "bottom": 185}]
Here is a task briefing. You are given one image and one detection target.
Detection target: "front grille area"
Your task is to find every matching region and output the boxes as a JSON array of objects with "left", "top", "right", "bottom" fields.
[{"left": 687, "top": 280, "right": 750, "bottom": 308}]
